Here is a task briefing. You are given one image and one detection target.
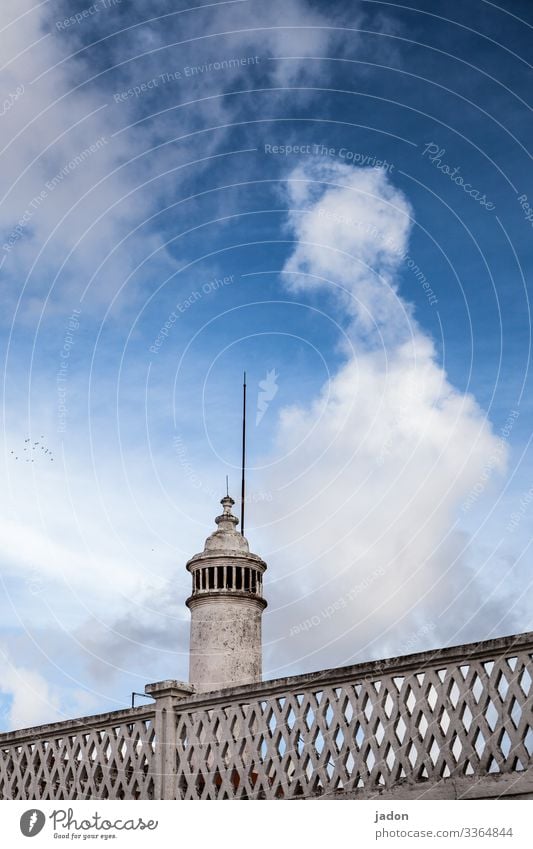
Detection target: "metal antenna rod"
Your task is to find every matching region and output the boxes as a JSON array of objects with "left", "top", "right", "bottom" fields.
[
  {"left": 240, "top": 371, "right": 247, "bottom": 536},
  {"left": 226, "top": 474, "right": 229, "bottom": 497}
]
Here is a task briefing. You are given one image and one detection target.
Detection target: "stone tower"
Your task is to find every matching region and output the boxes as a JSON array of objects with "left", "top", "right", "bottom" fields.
[{"left": 186, "top": 494, "right": 267, "bottom": 693}]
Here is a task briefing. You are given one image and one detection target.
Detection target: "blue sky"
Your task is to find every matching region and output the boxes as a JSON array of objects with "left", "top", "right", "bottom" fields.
[{"left": 0, "top": 0, "right": 532, "bottom": 729}]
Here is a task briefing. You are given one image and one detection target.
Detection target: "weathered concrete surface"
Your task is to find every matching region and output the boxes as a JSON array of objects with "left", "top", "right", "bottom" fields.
[
  {"left": 0, "top": 704, "right": 154, "bottom": 743},
  {"left": 310, "top": 772, "right": 533, "bottom": 800},
  {"left": 188, "top": 594, "right": 264, "bottom": 692}
]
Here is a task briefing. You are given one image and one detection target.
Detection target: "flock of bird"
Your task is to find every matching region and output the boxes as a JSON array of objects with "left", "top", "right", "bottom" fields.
[{"left": 10, "top": 437, "right": 54, "bottom": 462}]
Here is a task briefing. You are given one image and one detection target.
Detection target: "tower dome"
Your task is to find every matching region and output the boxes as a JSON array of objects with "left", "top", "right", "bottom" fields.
[{"left": 186, "top": 495, "right": 267, "bottom": 693}]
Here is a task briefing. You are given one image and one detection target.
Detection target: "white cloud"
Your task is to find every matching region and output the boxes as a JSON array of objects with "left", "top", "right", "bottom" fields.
[
  {"left": 0, "top": 647, "right": 61, "bottom": 729},
  {"left": 0, "top": 642, "right": 105, "bottom": 729},
  {"left": 0, "top": 0, "right": 358, "bottom": 325},
  {"left": 257, "top": 160, "right": 510, "bottom": 674},
  {"left": 283, "top": 161, "right": 414, "bottom": 341},
  {"left": 0, "top": 0, "right": 168, "bottom": 319}
]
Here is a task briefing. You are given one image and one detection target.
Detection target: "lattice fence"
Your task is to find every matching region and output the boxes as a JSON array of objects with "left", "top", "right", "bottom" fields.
[
  {"left": 174, "top": 637, "right": 533, "bottom": 799},
  {"left": 0, "top": 709, "right": 156, "bottom": 800},
  {"left": 1, "top": 634, "right": 532, "bottom": 799}
]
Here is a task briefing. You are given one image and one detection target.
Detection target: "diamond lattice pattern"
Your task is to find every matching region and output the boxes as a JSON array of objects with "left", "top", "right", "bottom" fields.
[{"left": 174, "top": 651, "right": 533, "bottom": 798}]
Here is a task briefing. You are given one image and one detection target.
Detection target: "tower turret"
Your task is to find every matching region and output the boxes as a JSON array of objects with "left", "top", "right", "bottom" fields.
[{"left": 186, "top": 495, "right": 267, "bottom": 692}]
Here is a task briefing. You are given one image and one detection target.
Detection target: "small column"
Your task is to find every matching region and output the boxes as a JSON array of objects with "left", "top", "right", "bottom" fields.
[{"left": 145, "top": 680, "right": 195, "bottom": 799}]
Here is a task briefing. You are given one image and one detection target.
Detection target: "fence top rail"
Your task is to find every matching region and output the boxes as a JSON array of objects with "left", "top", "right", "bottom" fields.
[
  {"left": 1, "top": 630, "right": 531, "bottom": 743},
  {"left": 173, "top": 629, "right": 533, "bottom": 711},
  {"left": 0, "top": 705, "right": 156, "bottom": 746}
]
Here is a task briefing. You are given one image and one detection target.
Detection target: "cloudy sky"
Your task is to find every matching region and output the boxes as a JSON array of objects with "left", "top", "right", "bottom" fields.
[{"left": 0, "top": 0, "right": 532, "bottom": 730}]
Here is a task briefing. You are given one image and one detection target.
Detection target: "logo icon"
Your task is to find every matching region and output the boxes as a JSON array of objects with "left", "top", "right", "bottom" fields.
[
  {"left": 20, "top": 809, "right": 46, "bottom": 837},
  {"left": 256, "top": 369, "right": 279, "bottom": 425}
]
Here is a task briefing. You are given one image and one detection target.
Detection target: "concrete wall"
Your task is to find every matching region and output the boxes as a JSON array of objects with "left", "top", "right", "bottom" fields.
[{"left": 188, "top": 593, "right": 263, "bottom": 692}]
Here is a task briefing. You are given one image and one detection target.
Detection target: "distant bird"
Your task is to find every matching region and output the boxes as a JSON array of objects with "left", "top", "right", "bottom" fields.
[{"left": 10, "top": 434, "right": 54, "bottom": 464}]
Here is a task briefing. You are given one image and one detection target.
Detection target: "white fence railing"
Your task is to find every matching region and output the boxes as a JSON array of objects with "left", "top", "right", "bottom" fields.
[
  {"left": 2, "top": 632, "right": 533, "bottom": 800},
  {"left": 0, "top": 708, "right": 156, "bottom": 800}
]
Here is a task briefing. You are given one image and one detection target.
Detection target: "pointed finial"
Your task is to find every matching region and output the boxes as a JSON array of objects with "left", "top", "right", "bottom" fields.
[
  {"left": 221, "top": 495, "right": 233, "bottom": 515},
  {"left": 216, "top": 494, "right": 239, "bottom": 530}
]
